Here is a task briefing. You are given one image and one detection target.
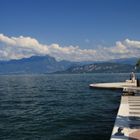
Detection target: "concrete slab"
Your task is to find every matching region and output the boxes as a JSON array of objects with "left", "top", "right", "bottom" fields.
[
  {"left": 110, "top": 96, "right": 140, "bottom": 140},
  {"left": 90, "top": 80, "right": 137, "bottom": 89}
]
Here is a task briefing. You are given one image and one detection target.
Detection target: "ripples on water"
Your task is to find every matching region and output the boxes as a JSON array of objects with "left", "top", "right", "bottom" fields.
[{"left": 0, "top": 73, "right": 134, "bottom": 140}]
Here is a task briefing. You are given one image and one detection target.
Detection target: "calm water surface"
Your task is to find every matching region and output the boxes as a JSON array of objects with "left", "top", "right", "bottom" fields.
[{"left": 0, "top": 73, "right": 135, "bottom": 140}]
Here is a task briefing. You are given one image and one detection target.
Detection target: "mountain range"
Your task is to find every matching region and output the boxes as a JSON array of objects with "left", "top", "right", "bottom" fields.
[
  {"left": 61, "top": 63, "right": 135, "bottom": 73},
  {"left": 0, "top": 55, "right": 138, "bottom": 74},
  {"left": 109, "top": 57, "right": 139, "bottom": 65},
  {"left": 0, "top": 55, "right": 75, "bottom": 74}
]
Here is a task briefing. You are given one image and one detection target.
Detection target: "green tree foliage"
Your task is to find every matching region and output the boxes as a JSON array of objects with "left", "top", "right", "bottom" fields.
[{"left": 136, "top": 59, "right": 140, "bottom": 68}]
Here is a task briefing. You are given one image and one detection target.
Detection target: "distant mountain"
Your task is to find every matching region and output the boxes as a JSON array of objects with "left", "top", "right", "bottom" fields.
[
  {"left": 0, "top": 55, "right": 138, "bottom": 74},
  {"left": 60, "top": 63, "right": 135, "bottom": 73},
  {"left": 0, "top": 55, "right": 75, "bottom": 74},
  {"left": 75, "top": 57, "right": 139, "bottom": 66},
  {"left": 109, "top": 57, "right": 139, "bottom": 65}
]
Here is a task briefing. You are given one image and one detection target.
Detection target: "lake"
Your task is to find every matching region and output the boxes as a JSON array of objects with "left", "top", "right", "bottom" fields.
[{"left": 0, "top": 73, "right": 134, "bottom": 140}]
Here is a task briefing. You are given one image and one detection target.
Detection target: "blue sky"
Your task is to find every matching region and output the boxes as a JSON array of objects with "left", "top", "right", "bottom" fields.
[{"left": 0, "top": 0, "right": 140, "bottom": 61}]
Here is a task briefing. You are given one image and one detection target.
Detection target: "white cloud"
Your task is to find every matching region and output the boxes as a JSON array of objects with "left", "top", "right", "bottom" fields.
[
  {"left": 0, "top": 34, "right": 16, "bottom": 45},
  {"left": 0, "top": 34, "right": 140, "bottom": 61},
  {"left": 48, "top": 44, "right": 97, "bottom": 61},
  {"left": 108, "top": 39, "right": 140, "bottom": 58},
  {"left": 124, "top": 39, "right": 140, "bottom": 49}
]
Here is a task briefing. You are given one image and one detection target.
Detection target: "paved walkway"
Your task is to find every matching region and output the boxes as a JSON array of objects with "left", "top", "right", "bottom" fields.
[{"left": 111, "top": 96, "right": 140, "bottom": 140}]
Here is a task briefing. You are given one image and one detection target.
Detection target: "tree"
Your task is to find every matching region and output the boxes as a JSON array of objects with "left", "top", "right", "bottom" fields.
[{"left": 136, "top": 59, "right": 140, "bottom": 69}]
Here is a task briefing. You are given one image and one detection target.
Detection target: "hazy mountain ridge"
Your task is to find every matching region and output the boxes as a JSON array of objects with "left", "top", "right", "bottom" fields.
[
  {"left": 109, "top": 57, "right": 139, "bottom": 65},
  {"left": 0, "top": 55, "right": 75, "bottom": 74},
  {"left": 0, "top": 56, "right": 138, "bottom": 74},
  {"left": 60, "top": 63, "right": 135, "bottom": 73}
]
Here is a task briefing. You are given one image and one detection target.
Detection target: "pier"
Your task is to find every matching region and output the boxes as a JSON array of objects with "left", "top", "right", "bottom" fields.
[
  {"left": 90, "top": 74, "right": 140, "bottom": 140},
  {"left": 110, "top": 95, "right": 140, "bottom": 140},
  {"left": 89, "top": 80, "right": 137, "bottom": 89}
]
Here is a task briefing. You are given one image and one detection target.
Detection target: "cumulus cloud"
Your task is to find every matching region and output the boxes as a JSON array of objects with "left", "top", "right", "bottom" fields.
[
  {"left": 0, "top": 33, "right": 140, "bottom": 61},
  {"left": 108, "top": 39, "right": 140, "bottom": 58},
  {"left": 48, "top": 44, "right": 97, "bottom": 61}
]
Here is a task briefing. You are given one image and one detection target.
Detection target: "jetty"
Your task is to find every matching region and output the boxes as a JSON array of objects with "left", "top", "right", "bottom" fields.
[
  {"left": 110, "top": 95, "right": 140, "bottom": 140},
  {"left": 90, "top": 72, "right": 140, "bottom": 140},
  {"left": 89, "top": 80, "right": 137, "bottom": 89},
  {"left": 90, "top": 72, "right": 137, "bottom": 90}
]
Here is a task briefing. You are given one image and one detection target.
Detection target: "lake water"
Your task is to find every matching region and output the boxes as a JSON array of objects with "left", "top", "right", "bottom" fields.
[{"left": 0, "top": 73, "right": 134, "bottom": 140}]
